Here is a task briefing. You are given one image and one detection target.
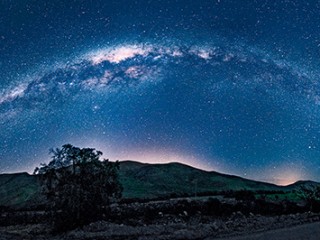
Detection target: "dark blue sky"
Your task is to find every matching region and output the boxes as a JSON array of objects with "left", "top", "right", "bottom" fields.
[{"left": 1, "top": 0, "right": 320, "bottom": 185}]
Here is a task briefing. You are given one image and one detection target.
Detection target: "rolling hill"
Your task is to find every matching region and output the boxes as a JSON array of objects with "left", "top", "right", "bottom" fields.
[{"left": 0, "top": 161, "right": 319, "bottom": 208}]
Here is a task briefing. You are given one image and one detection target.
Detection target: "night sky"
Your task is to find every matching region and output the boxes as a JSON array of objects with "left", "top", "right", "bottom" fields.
[{"left": 1, "top": 0, "right": 320, "bottom": 185}]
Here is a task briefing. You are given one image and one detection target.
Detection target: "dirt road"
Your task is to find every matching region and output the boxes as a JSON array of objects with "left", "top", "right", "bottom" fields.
[{"left": 214, "top": 222, "right": 320, "bottom": 240}]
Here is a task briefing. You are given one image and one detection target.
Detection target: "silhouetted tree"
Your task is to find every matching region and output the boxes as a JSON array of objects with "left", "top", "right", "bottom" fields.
[{"left": 34, "top": 144, "right": 123, "bottom": 232}]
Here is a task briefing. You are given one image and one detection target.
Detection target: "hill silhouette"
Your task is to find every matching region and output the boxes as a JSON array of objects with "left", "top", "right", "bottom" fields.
[{"left": 1, "top": 160, "right": 319, "bottom": 208}]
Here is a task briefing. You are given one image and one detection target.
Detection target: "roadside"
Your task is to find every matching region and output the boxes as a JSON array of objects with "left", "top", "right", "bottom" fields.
[
  {"left": 1, "top": 212, "right": 320, "bottom": 240},
  {"left": 214, "top": 222, "right": 320, "bottom": 240}
]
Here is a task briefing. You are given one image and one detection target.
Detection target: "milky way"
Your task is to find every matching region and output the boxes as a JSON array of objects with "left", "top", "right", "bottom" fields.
[{"left": 1, "top": 0, "right": 320, "bottom": 185}]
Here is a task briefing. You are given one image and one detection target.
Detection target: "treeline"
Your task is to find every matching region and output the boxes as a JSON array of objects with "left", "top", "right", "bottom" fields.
[{"left": 119, "top": 189, "right": 287, "bottom": 204}]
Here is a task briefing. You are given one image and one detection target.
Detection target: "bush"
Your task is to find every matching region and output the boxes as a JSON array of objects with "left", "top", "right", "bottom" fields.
[
  {"left": 234, "top": 190, "right": 256, "bottom": 201},
  {"left": 297, "top": 185, "right": 320, "bottom": 212}
]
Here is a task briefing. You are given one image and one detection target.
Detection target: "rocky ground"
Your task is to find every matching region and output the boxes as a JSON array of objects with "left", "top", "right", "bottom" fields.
[
  {"left": 1, "top": 211, "right": 320, "bottom": 239},
  {"left": 1, "top": 196, "right": 319, "bottom": 240},
  {"left": 216, "top": 222, "right": 320, "bottom": 240}
]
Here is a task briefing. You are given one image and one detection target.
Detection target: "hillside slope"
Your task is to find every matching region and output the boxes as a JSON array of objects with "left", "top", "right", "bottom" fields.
[
  {"left": 0, "top": 173, "right": 40, "bottom": 207},
  {"left": 119, "top": 161, "right": 285, "bottom": 198},
  {"left": 0, "top": 161, "right": 319, "bottom": 208}
]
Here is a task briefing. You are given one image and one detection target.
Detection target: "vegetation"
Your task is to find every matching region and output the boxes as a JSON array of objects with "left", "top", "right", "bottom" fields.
[
  {"left": 3, "top": 157, "right": 320, "bottom": 231},
  {"left": 34, "top": 144, "right": 123, "bottom": 232},
  {"left": 233, "top": 190, "right": 256, "bottom": 201},
  {"left": 297, "top": 185, "right": 320, "bottom": 212},
  {"left": 2, "top": 160, "right": 320, "bottom": 210}
]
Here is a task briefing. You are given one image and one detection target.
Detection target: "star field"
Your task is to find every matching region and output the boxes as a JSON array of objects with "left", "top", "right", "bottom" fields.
[{"left": 1, "top": 0, "right": 320, "bottom": 185}]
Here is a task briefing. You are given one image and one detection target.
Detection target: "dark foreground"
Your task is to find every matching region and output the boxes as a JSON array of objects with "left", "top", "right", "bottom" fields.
[
  {"left": 2, "top": 196, "right": 320, "bottom": 239},
  {"left": 218, "top": 222, "right": 320, "bottom": 240},
  {"left": 1, "top": 207, "right": 320, "bottom": 239}
]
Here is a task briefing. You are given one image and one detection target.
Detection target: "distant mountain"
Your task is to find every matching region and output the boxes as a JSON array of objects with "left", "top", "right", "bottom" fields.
[
  {"left": 1, "top": 161, "right": 319, "bottom": 208},
  {"left": 119, "top": 161, "right": 285, "bottom": 198},
  {"left": 285, "top": 180, "right": 320, "bottom": 190}
]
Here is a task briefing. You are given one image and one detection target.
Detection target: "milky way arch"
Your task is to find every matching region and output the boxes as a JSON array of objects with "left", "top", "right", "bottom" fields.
[{"left": 1, "top": 40, "right": 320, "bottom": 185}]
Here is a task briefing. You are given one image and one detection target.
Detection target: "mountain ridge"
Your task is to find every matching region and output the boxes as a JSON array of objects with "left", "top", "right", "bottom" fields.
[
  {"left": 1, "top": 160, "right": 319, "bottom": 208},
  {"left": 118, "top": 160, "right": 308, "bottom": 188}
]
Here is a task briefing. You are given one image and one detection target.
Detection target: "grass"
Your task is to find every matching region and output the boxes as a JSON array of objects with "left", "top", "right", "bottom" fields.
[
  {"left": 1, "top": 161, "right": 318, "bottom": 207},
  {"left": 258, "top": 192, "right": 302, "bottom": 202}
]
